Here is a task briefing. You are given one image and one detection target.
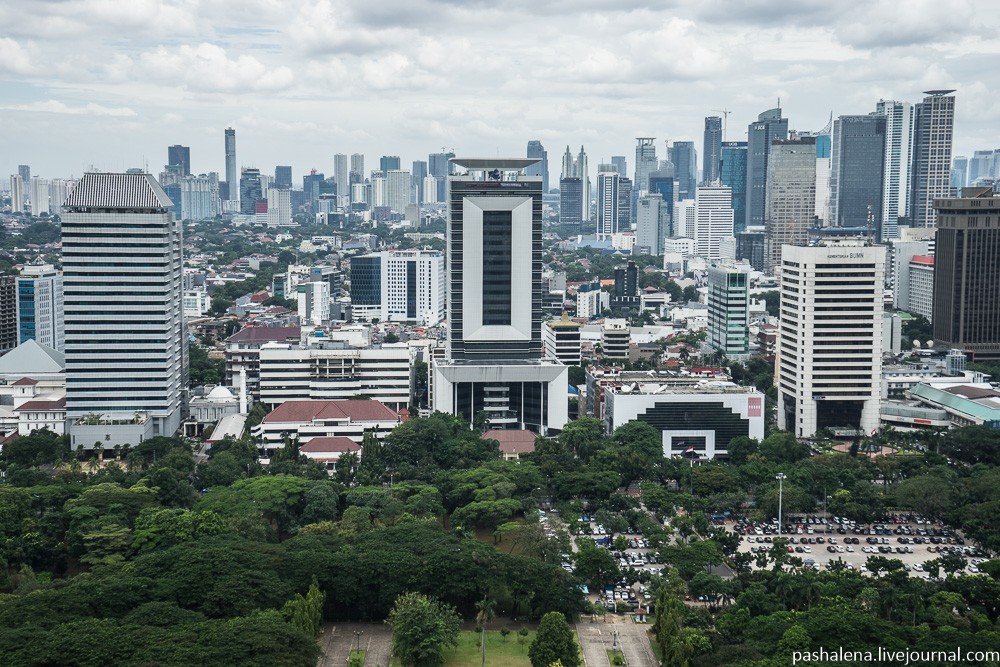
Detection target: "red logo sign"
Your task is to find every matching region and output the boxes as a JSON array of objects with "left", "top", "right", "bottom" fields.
[{"left": 748, "top": 397, "right": 762, "bottom": 417}]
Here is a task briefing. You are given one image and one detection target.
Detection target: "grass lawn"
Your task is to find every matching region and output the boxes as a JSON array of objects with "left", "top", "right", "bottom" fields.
[{"left": 390, "top": 630, "right": 537, "bottom": 666}]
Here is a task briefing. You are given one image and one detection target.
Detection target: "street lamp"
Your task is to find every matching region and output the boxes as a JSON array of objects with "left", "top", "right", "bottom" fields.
[
  {"left": 354, "top": 630, "right": 364, "bottom": 654},
  {"left": 775, "top": 473, "right": 787, "bottom": 535}
]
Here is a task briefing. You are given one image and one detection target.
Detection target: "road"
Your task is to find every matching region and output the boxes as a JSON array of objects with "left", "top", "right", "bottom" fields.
[
  {"left": 576, "top": 618, "right": 658, "bottom": 667},
  {"left": 317, "top": 622, "right": 392, "bottom": 667}
]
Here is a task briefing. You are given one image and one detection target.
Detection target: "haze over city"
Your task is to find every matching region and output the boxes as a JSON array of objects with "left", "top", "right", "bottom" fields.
[{"left": 2, "top": 0, "right": 999, "bottom": 176}]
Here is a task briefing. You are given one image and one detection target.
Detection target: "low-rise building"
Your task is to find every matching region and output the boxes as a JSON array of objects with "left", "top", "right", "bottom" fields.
[
  {"left": 601, "top": 319, "right": 630, "bottom": 361},
  {"left": 224, "top": 326, "right": 301, "bottom": 400},
  {"left": 252, "top": 399, "right": 401, "bottom": 453},
  {"left": 909, "top": 382, "right": 1000, "bottom": 428},
  {"left": 482, "top": 428, "right": 537, "bottom": 460},
  {"left": 543, "top": 315, "right": 583, "bottom": 365},
  {"left": 604, "top": 381, "right": 765, "bottom": 459},
  {"left": 14, "top": 396, "right": 66, "bottom": 435}
]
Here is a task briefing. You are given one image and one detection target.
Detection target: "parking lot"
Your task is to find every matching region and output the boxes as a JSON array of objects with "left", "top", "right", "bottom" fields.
[{"left": 733, "top": 514, "right": 989, "bottom": 578}]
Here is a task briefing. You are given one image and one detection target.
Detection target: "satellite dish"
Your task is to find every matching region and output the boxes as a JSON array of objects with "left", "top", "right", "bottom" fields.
[
  {"left": 912, "top": 340, "right": 921, "bottom": 348},
  {"left": 926, "top": 340, "right": 934, "bottom": 349}
]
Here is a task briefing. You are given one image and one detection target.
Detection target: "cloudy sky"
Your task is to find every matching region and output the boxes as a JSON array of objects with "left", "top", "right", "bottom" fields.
[{"left": 1, "top": 0, "right": 998, "bottom": 183}]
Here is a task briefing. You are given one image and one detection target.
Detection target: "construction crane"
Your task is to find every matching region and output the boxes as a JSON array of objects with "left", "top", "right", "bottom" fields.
[{"left": 712, "top": 108, "right": 731, "bottom": 142}]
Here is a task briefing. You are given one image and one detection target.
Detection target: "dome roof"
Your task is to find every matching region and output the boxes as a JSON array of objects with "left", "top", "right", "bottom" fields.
[{"left": 206, "top": 385, "right": 235, "bottom": 400}]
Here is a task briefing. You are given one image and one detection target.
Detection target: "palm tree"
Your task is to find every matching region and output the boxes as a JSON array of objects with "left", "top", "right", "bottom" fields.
[{"left": 476, "top": 597, "right": 497, "bottom": 667}]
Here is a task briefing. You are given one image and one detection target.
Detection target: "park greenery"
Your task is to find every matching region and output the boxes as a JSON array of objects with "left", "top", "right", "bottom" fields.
[{"left": 2, "top": 407, "right": 1000, "bottom": 664}]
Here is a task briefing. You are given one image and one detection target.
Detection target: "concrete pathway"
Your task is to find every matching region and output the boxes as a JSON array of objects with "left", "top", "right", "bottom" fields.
[{"left": 317, "top": 622, "right": 393, "bottom": 667}]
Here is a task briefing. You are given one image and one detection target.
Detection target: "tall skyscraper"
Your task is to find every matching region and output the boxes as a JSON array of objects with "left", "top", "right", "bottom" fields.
[
  {"left": 910, "top": 90, "right": 956, "bottom": 228},
  {"left": 29, "top": 177, "right": 49, "bottom": 216},
  {"left": 720, "top": 142, "right": 748, "bottom": 234},
  {"left": 952, "top": 156, "right": 969, "bottom": 191},
  {"left": 874, "top": 100, "right": 914, "bottom": 240},
  {"left": 380, "top": 155, "right": 401, "bottom": 174},
  {"left": 180, "top": 174, "right": 220, "bottom": 221},
  {"left": 274, "top": 165, "right": 292, "bottom": 189},
  {"left": 932, "top": 187, "right": 1000, "bottom": 358},
  {"left": 334, "top": 154, "right": 350, "bottom": 194},
  {"left": 967, "top": 149, "right": 999, "bottom": 185},
  {"left": 385, "top": 169, "right": 410, "bottom": 214},
  {"left": 611, "top": 156, "right": 627, "bottom": 180},
  {"left": 671, "top": 141, "right": 698, "bottom": 200},
  {"left": 764, "top": 137, "right": 816, "bottom": 273},
  {"left": 830, "top": 114, "right": 886, "bottom": 234},
  {"left": 526, "top": 140, "right": 549, "bottom": 193},
  {"left": 17, "top": 165, "right": 30, "bottom": 196},
  {"left": 49, "top": 178, "right": 75, "bottom": 215},
  {"left": 350, "top": 153, "right": 365, "bottom": 180},
  {"left": 746, "top": 107, "right": 789, "bottom": 229},
  {"left": 707, "top": 264, "right": 750, "bottom": 360},
  {"left": 813, "top": 121, "right": 833, "bottom": 226},
  {"left": 703, "top": 116, "right": 723, "bottom": 184},
  {"left": 559, "top": 177, "right": 583, "bottom": 226},
  {"left": 635, "top": 193, "right": 664, "bottom": 255},
  {"left": 577, "top": 146, "right": 590, "bottom": 222},
  {"left": 63, "top": 173, "right": 185, "bottom": 448},
  {"left": 634, "top": 138, "right": 657, "bottom": 195},
  {"left": 167, "top": 145, "right": 191, "bottom": 176},
  {"left": 16, "top": 261, "right": 64, "bottom": 352},
  {"left": 432, "top": 158, "right": 567, "bottom": 433},
  {"left": 0, "top": 275, "right": 16, "bottom": 354},
  {"left": 224, "top": 128, "right": 237, "bottom": 203},
  {"left": 239, "top": 168, "right": 262, "bottom": 215},
  {"left": 412, "top": 160, "right": 428, "bottom": 205},
  {"left": 618, "top": 177, "right": 633, "bottom": 233},
  {"left": 648, "top": 168, "right": 676, "bottom": 238},
  {"left": 694, "top": 185, "right": 734, "bottom": 260},
  {"left": 597, "top": 169, "right": 620, "bottom": 240},
  {"left": 560, "top": 146, "right": 590, "bottom": 223},
  {"left": 428, "top": 151, "right": 454, "bottom": 203},
  {"left": 9, "top": 175, "right": 24, "bottom": 214},
  {"left": 777, "top": 240, "right": 885, "bottom": 438}
]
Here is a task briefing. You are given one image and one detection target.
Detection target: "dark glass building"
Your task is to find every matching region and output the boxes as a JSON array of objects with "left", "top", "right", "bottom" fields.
[
  {"left": 746, "top": 108, "right": 789, "bottom": 229},
  {"left": 167, "top": 145, "right": 190, "bottom": 176},
  {"left": 720, "top": 141, "right": 748, "bottom": 234},
  {"left": 559, "top": 177, "right": 583, "bottom": 226},
  {"left": 349, "top": 255, "right": 381, "bottom": 309},
  {"left": 703, "top": 116, "right": 723, "bottom": 184},
  {"left": 274, "top": 165, "right": 292, "bottom": 189},
  {"left": 932, "top": 187, "right": 1000, "bottom": 359},
  {"left": 831, "top": 115, "right": 886, "bottom": 234},
  {"left": 671, "top": 141, "right": 697, "bottom": 200},
  {"left": 239, "top": 168, "right": 262, "bottom": 215},
  {"left": 526, "top": 140, "right": 549, "bottom": 193}
]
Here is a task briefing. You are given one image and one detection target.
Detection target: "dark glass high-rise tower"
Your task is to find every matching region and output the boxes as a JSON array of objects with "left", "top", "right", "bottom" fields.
[
  {"left": 746, "top": 108, "right": 789, "bottom": 229},
  {"left": 721, "top": 141, "right": 748, "bottom": 234},
  {"left": 830, "top": 115, "right": 886, "bottom": 235},
  {"left": 224, "top": 128, "right": 237, "bottom": 202},
  {"left": 526, "top": 140, "right": 549, "bottom": 193},
  {"left": 167, "top": 145, "right": 190, "bottom": 176},
  {"left": 671, "top": 141, "right": 697, "bottom": 200},
  {"left": 703, "top": 116, "right": 723, "bottom": 184}
]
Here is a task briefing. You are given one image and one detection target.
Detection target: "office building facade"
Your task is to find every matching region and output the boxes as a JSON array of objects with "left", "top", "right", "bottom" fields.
[
  {"left": 764, "top": 137, "right": 817, "bottom": 274},
  {"left": 910, "top": 90, "right": 956, "bottom": 228},
  {"left": 432, "top": 158, "right": 567, "bottom": 433},
  {"left": 875, "top": 100, "right": 914, "bottom": 240},
  {"left": 16, "top": 262, "right": 63, "bottom": 352},
  {"left": 671, "top": 141, "right": 697, "bottom": 200},
  {"left": 703, "top": 116, "right": 723, "bottom": 184},
  {"left": 168, "top": 145, "right": 190, "bottom": 176},
  {"left": 694, "top": 185, "right": 735, "bottom": 260},
  {"left": 526, "top": 140, "right": 549, "bottom": 193},
  {"left": 62, "top": 173, "right": 185, "bottom": 447},
  {"left": 349, "top": 250, "right": 445, "bottom": 326},
  {"left": 720, "top": 142, "right": 747, "bottom": 233},
  {"left": 224, "top": 128, "right": 237, "bottom": 202},
  {"left": 707, "top": 264, "right": 750, "bottom": 359},
  {"left": 239, "top": 168, "right": 262, "bottom": 215},
  {"left": 777, "top": 240, "right": 885, "bottom": 438},
  {"left": 597, "top": 170, "right": 620, "bottom": 239},
  {"left": 830, "top": 115, "right": 886, "bottom": 233},
  {"left": 932, "top": 188, "right": 1000, "bottom": 358},
  {"left": 746, "top": 108, "right": 789, "bottom": 229}
]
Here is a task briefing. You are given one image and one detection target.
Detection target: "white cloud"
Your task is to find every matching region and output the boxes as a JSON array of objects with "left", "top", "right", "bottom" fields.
[
  {"left": 0, "top": 100, "right": 137, "bottom": 116},
  {"left": 136, "top": 43, "right": 294, "bottom": 93},
  {"left": 0, "top": 38, "right": 34, "bottom": 74}
]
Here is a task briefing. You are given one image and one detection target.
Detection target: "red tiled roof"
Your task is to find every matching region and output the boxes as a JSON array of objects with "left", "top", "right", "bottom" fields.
[
  {"left": 11, "top": 377, "right": 39, "bottom": 386},
  {"left": 483, "top": 429, "right": 537, "bottom": 454},
  {"left": 264, "top": 400, "right": 399, "bottom": 424},
  {"left": 250, "top": 290, "right": 271, "bottom": 303},
  {"left": 15, "top": 397, "right": 66, "bottom": 412},
  {"left": 226, "top": 326, "right": 300, "bottom": 343},
  {"left": 300, "top": 437, "right": 361, "bottom": 453}
]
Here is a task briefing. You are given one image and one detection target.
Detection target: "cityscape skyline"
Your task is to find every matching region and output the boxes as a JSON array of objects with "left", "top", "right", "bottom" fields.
[{"left": 1, "top": 1, "right": 998, "bottom": 178}]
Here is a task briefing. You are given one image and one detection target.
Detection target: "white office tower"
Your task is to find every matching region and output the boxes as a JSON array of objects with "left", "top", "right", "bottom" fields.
[
  {"left": 297, "top": 281, "right": 331, "bottom": 326},
  {"left": 777, "top": 240, "right": 885, "bottom": 438},
  {"left": 635, "top": 193, "right": 664, "bottom": 255},
  {"left": 334, "top": 153, "right": 349, "bottom": 194},
  {"left": 707, "top": 263, "right": 750, "bottom": 360},
  {"left": 432, "top": 158, "right": 567, "bottom": 433},
  {"left": 891, "top": 240, "right": 932, "bottom": 311},
  {"left": 694, "top": 185, "right": 735, "bottom": 260},
  {"left": 874, "top": 100, "right": 914, "bottom": 241},
  {"left": 351, "top": 183, "right": 367, "bottom": 207},
  {"left": 30, "top": 177, "right": 50, "bottom": 215},
  {"left": 16, "top": 261, "right": 64, "bottom": 352},
  {"left": 422, "top": 175, "right": 439, "bottom": 205},
  {"left": 543, "top": 314, "right": 582, "bottom": 365},
  {"left": 180, "top": 174, "right": 219, "bottom": 221},
  {"left": 597, "top": 170, "right": 620, "bottom": 239},
  {"left": 371, "top": 175, "right": 387, "bottom": 207},
  {"left": 9, "top": 175, "right": 24, "bottom": 213},
  {"left": 349, "top": 250, "right": 445, "bottom": 326},
  {"left": 674, "top": 199, "right": 696, "bottom": 238},
  {"left": 386, "top": 170, "right": 411, "bottom": 214},
  {"left": 62, "top": 173, "right": 184, "bottom": 449},
  {"left": 267, "top": 187, "right": 292, "bottom": 226},
  {"left": 49, "top": 179, "right": 75, "bottom": 215}
]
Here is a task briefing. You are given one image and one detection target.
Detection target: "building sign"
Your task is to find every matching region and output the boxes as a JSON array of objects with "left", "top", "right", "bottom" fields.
[{"left": 748, "top": 396, "right": 762, "bottom": 417}]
